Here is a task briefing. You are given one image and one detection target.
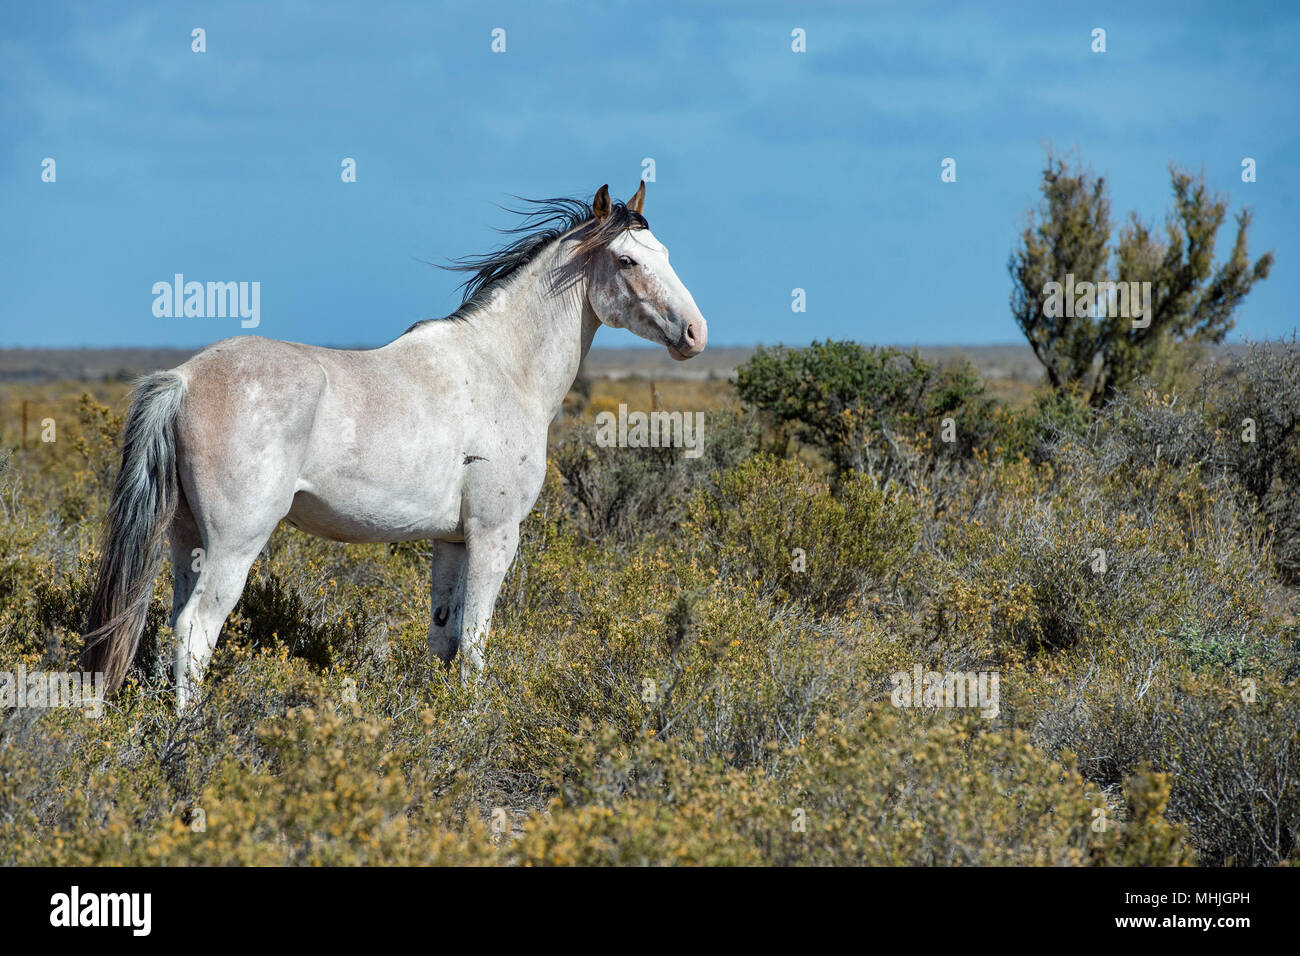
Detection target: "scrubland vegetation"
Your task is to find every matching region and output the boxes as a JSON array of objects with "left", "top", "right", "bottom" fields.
[{"left": 1, "top": 339, "right": 1297, "bottom": 866}]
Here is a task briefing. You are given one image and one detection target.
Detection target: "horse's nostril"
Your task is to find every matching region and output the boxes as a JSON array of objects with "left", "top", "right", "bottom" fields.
[{"left": 684, "top": 323, "right": 698, "bottom": 346}]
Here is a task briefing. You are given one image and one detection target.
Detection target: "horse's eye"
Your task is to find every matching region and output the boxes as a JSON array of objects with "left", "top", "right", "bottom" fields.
[{"left": 617, "top": 255, "right": 636, "bottom": 267}]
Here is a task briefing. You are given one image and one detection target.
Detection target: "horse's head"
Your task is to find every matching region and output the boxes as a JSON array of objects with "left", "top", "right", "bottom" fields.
[{"left": 582, "top": 183, "right": 708, "bottom": 361}]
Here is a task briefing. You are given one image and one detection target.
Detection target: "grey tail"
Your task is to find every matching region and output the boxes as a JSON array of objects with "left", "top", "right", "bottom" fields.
[{"left": 81, "top": 371, "right": 186, "bottom": 696}]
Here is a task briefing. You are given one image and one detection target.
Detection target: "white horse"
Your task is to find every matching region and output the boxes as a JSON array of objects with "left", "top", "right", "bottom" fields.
[{"left": 82, "top": 182, "right": 708, "bottom": 710}]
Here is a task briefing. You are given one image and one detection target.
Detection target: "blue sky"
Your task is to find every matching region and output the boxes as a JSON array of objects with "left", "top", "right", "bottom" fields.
[{"left": 2, "top": 0, "right": 1297, "bottom": 349}]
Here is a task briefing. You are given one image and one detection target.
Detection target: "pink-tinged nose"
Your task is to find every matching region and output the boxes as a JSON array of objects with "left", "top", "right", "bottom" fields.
[{"left": 682, "top": 315, "right": 708, "bottom": 354}]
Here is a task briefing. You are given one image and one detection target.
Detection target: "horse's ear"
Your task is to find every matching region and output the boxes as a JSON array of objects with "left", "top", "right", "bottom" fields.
[
  {"left": 593, "top": 184, "right": 611, "bottom": 222},
  {"left": 628, "top": 180, "right": 646, "bottom": 215}
]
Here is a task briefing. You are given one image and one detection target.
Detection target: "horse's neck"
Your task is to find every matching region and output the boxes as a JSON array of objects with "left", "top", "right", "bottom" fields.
[
  {"left": 410, "top": 242, "right": 598, "bottom": 419},
  {"left": 480, "top": 242, "right": 598, "bottom": 416}
]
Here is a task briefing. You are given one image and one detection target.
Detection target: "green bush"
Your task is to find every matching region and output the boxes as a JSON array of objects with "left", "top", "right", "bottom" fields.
[
  {"left": 686, "top": 455, "right": 917, "bottom": 614},
  {"left": 734, "top": 341, "right": 998, "bottom": 477}
]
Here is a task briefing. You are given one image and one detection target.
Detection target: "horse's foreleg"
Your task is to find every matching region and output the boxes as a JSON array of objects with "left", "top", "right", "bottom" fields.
[
  {"left": 427, "top": 540, "right": 467, "bottom": 667},
  {"left": 459, "top": 522, "right": 520, "bottom": 680}
]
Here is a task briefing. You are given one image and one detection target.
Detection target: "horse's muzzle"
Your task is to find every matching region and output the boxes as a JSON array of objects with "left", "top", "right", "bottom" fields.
[{"left": 669, "top": 315, "right": 708, "bottom": 361}]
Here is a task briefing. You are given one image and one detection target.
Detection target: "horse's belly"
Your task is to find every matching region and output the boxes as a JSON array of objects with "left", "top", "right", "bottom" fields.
[{"left": 284, "top": 484, "right": 460, "bottom": 543}]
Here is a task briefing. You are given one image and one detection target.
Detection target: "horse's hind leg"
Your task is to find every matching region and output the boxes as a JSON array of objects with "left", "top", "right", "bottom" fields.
[
  {"left": 172, "top": 526, "right": 276, "bottom": 711},
  {"left": 167, "top": 493, "right": 202, "bottom": 680},
  {"left": 427, "top": 540, "right": 466, "bottom": 667}
]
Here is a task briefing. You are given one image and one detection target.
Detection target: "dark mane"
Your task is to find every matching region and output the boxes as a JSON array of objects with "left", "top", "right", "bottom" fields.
[{"left": 404, "top": 195, "right": 648, "bottom": 333}]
